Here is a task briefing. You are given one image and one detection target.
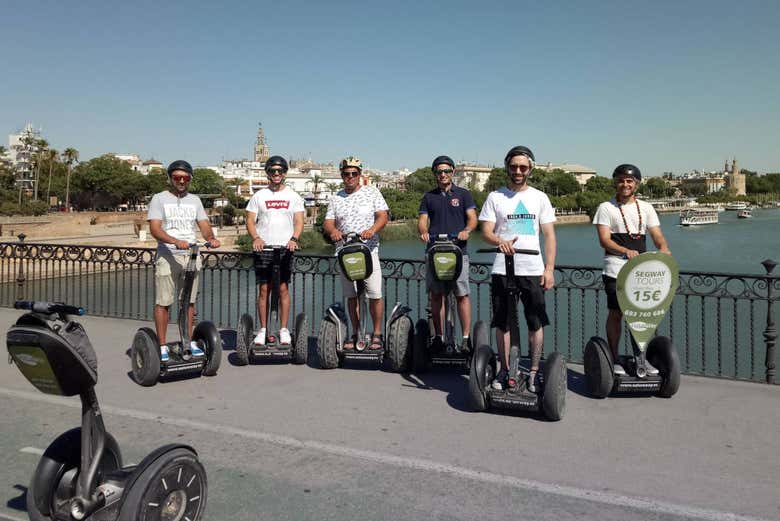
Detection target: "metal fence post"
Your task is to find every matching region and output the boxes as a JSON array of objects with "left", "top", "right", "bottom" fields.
[
  {"left": 762, "top": 259, "right": 777, "bottom": 384},
  {"left": 15, "top": 233, "right": 27, "bottom": 302}
]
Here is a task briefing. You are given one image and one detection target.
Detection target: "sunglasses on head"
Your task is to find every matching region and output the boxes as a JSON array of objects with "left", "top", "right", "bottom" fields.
[
  {"left": 508, "top": 165, "right": 530, "bottom": 173},
  {"left": 341, "top": 171, "right": 361, "bottom": 178},
  {"left": 436, "top": 169, "right": 454, "bottom": 176}
]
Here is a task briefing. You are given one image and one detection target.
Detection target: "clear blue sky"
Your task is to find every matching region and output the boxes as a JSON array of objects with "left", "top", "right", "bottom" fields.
[{"left": 2, "top": 0, "right": 779, "bottom": 176}]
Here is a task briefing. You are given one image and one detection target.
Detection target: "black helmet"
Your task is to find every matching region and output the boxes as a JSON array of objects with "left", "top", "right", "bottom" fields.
[
  {"left": 431, "top": 155, "right": 455, "bottom": 171},
  {"left": 265, "top": 155, "right": 288, "bottom": 173},
  {"left": 504, "top": 145, "right": 535, "bottom": 166},
  {"left": 167, "top": 160, "right": 193, "bottom": 177},
  {"left": 612, "top": 164, "right": 642, "bottom": 181}
]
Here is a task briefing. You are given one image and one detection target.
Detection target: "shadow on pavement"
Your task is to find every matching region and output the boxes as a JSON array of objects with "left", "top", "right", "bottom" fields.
[{"left": 6, "top": 484, "right": 26, "bottom": 514}]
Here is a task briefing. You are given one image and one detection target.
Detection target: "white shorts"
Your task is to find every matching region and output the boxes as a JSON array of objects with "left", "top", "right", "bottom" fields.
[{"left": 340, "top": 250, "right": 382, "bottom": 300}]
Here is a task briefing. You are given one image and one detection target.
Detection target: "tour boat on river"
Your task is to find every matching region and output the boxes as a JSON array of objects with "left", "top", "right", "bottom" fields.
[
  {"left": 725, "top": 201, "right": 749, "bottom": 211},
  {"left": 680, "top": 208, "right": 719, "bottom": 226}
]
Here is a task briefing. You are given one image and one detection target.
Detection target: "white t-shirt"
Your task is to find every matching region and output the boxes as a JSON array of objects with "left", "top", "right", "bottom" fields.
[
  {"left": 147, "top": 191, "right": 209, "bottom": 254},
  {"left": 245, "top": 186, "right": 305, "bottom": 246},
  {"left": 592, "top": 198, "right": 661, "bottom": 278},
  {"left": 325, "top": 186, "right": 389, "bottom": 252},
  {"left": 478, "top": 186, "right": 556, "bottom": 276}
]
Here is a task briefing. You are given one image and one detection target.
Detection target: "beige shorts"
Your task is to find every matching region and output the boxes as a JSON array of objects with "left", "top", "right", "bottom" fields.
[
  {"left": 341, "top": 250, "right": 382, "bottom": 300},
  {"left": 155, "top": 253, "right": 202, "bottom": 307}
]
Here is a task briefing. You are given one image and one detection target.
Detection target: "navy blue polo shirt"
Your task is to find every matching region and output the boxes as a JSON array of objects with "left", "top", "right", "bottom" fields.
[{"left": 419, "top": 185, "right": 477, "bottom": 252}]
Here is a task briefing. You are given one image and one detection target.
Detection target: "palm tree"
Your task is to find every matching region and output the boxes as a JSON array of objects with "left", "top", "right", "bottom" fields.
[
  {"left": 62, "top": 148, "right": 79, "bottom": 212},
  {"left": 33, "top": 138, "right": 49, "bottom": 201},
  {"left": 19, "top": 134, "right": 36, "bottom": 204},
  {"left": 45, "top": 148, "right": 59, "bottom": 207}
]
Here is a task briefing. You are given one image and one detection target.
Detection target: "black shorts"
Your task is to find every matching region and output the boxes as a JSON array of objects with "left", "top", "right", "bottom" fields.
[
  {"left": 603, "top": 275, "right": 619, "bottom": 310},
  {"left": 490, "top": 275, "right": 550, "bottom": 332},
  {"left": 253, "top": 249, "right": 293, "bottom": 284}
]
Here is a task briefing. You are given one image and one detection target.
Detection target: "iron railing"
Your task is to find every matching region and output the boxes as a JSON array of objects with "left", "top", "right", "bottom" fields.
[{"left": 1, "top": 235, "right": 777, "bottom": 384}]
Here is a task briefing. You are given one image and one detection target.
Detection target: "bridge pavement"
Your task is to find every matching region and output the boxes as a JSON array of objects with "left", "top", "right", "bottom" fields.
[{"left": 0, "top": 309, "right": 778, "bottom": 521}]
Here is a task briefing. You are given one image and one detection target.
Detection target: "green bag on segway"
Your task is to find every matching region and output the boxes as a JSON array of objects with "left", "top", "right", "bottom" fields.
[
  {"left": 427, "top": 240, "right": 463, "bottom": 282},
  {"left": 338, "top": 241, "right": 374, "bottom": 282}
]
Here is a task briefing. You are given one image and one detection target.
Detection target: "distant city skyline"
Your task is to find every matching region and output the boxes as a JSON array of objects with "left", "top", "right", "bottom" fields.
[{"left": 2, "top": 1, "right": 778, "bottom": 177}]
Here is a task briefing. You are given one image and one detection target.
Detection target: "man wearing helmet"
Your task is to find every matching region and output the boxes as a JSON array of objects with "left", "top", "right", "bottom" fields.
[
  {"left": 323, "top": 156, "right": 389, "bottom": 350},
  {"left": 478, "top": 146, "right": 557, "bottom": 392},
  {"left": 418, "top": 155, "right": 478, "bottom": 353},
  {"left": 593, "top": 164, "right": 671, "bottom": 375},
  {"left": 245, "top": 155, "right": 305, "bottom": 346},
  {"left": 148, "top": 160, "right": 220, "bottom": 362}
]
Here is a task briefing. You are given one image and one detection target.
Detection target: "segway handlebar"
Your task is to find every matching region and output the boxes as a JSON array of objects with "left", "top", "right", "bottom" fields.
[
  {"left": 189, "top": 241, "right": 213, "bottom": 249},
  {"left": 476, "top": 247, "right": 539, "bottom": 255},
  {"left": 14, "top": 301, "right": 86, "bottom": 316}
]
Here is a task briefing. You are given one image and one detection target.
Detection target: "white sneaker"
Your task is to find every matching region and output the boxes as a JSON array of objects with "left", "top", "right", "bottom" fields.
[
  {"left": 190, "top": 341, "right": 205, "bottom": 357},
  {"left": 491, "top": 369, "right": 508, "bottom": 390},
  {"left": 160, "top": 344, "right": 170, "bottom": 362},
  {"left": 253, "top": 328, "right": 266, "bottom": 346},
  {"left": 279, "top": 328, "right": 292, "bottom": 345},
  {"left": 527, "top": 371, "right": 538, "bottom": 393},
  {"left": 613, "top": 363, "right": 627, "bottom": 376},
  {"left": 645, "top": 360, "right": 660, "bottom": 376}
]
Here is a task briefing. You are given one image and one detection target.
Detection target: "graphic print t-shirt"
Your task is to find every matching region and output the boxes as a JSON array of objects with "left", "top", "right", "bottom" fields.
[
  {"left": 324, "top": 186, "right": 389, "bottom": 252},
  {"left": 147, "top": 191, "right": 208, "bottom": 255},
  {"left": 245, "top": 186, "right": 305, "bottom": 246},
  {"left": 478, "top": 186, "right": 556, "bottom": 276},
  {"left": 592, "top": 198, "right": 660, "bottom": 278}
]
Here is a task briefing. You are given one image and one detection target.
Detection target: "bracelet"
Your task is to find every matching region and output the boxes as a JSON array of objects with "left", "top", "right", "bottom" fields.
[{"left": 290, "top": 236, "right": 299, "bottom": 243}]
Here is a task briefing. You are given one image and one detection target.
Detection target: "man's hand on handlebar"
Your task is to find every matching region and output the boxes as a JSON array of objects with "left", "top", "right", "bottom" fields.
[
  {"left": 174, "top": 239, "right": 190, "bottom": 250},
  {"left": 207, "top": 238, "right": 220, "bottom": 249},
  {"left": 497, "top": 236, "right": 518, "bottom": 256},
  {"left": 359, "top": 228, "right": 374, "bottom": 241},
  {"left": 419, "top": 232, "right": 430, "bottom": 243},
  {"left": 329, "top": 230, "right": 344, "bottom": 243},
  {"left": 252, "top": 237, "right": 266, "bottom": 252},
  {"left": 286, "top": 239, "right": 298, "bottom": 252},
  {"left": 457, "top": 230, "right": 470, "bottom": 242}
]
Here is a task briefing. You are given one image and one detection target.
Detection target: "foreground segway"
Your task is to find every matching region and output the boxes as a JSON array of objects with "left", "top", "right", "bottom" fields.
[
  {"left": 413, "top": 234, "right": 471, "bottom": 373},
  {"left": 131, "top": 242, "right": 222, "bottom": 386},
  {"left": 317, "top": 233, "right": 413, "bottom": 371},
  {"left": 584, "top": 252, "right": 681, "bottom": 398},
  {"left": 8, "top": 301, "right": 207, "bottom": 521},
  {"left": 468, "top": 247, "right": 567, "bottom": 421},
  {"left": 235, "top": 246, "right": 307, "bottom": 365}
]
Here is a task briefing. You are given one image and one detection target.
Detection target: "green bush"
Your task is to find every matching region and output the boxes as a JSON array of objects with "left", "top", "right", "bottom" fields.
[{"left": 235, "top": 233, "right": 253, "bottom": 253}]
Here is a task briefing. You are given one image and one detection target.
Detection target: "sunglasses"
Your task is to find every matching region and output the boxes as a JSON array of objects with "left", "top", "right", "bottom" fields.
[
  {"left": 267, "top": 169, "right": 286, "bottom": 176},
  {"left": 341, "top": 172, "right": 361, "bottom": 178},
  {"left": 171, "top": 175, "right": 191, "bottom": 183},
  {"left": 508, "top": 165, "right": 530, "bottom": 173},
  {"left": 436, "top": 169, "right": 454, "bottom": 176}
]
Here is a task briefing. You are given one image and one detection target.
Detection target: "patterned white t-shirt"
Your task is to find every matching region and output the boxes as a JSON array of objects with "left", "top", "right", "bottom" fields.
[
  {"left": 147, "top": 191, "right": 209, "bottom": 254},
  {"left": 324, "top": 186, "right": 389, "bottom": 252},
  {"left": 478, "top": 186, "right": 556, "bottom": 276},
  {"left": 245, "top": 186, "right": 305, "bottom": 246}
]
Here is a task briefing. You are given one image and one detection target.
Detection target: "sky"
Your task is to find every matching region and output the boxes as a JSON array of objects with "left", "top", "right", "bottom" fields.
[{"left": 2, "top": 0, "right": 779, "bottom": 176}]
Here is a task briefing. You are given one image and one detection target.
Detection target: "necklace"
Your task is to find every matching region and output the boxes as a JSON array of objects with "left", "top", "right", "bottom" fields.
[{"left": 618, "top": 200, "right": 643, "bottom": 239}]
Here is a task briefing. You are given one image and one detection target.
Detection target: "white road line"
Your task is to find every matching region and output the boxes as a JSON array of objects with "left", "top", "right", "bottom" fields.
[
  {"left": 19, "top": 446, "right": 44, "bottom": 456},
  {"left": 0, "top": 386, "right": 769, "bottom": 521}
]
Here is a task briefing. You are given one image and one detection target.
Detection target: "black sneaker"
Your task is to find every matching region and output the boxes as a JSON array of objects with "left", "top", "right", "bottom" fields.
[
  {"left": 431, "top": 336, "right": 445, "bottom": 353},
  {"left": 460, "top": 337, "right": 471, "bottom": 354}
]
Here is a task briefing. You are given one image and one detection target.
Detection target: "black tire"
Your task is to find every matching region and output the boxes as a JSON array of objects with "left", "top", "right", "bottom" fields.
[
  {"left": 583, "top": 336, "right": 614, "bottom": 398},
  {"left": 131, "top": 327, "right": 161, "bottom": 387},
  {"left": 292, "top": 313, "right": 308, "bottom": 365},
  {"left": 235, "top": 313, "right": 253, "bottom": 366},
  {"left": 541, "top": 352, "right": 567, "bottom": 421},
  {"left": 317, "top": 318, "right": 339, "bottom": 369},
  {"left": 647, "top": 336, "right": 681, "bottom": 398},
  {"left": 195, "top": 321, "right": 222, "bottom": 377},
  {"left": 472, "top": 321, "right": 489, "bottom": 357},
  {"left": 468, "top": 344, "right": 495, "bottom": 412},
  {"left": 27, "top": 428, "right": 122, "bottom": 521},
  {"left": 412, "top": 319, "right": 430, "bottom": 374},
  {"left": 118, "top": 447, "right": 207, "bottom": 521},
  {"left": 387, "top": 315, "right": 412, "bottom": 373}
]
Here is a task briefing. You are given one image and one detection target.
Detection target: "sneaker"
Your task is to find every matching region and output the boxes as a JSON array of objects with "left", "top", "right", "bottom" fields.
[
  {"left": 491, "top": 369, "right": 508, "bottom": 390},
  {"left": 253, "top": 328, "right": 266, "bottom": 346},
  {"left": 613, "top": 363, "right": 627, "bottom": 376},
  {"left": 527, "top": 371, "right": 538, "bottom": 393},
  {"left": 279, "top": 328, "right": 292, "bottom": 345},
  {"left": 644, "top": 360, "right": 660, "bottom": 376},
  {"left": 160, "top": 344, "right": 170, "bottom": 362},
  {"left": 431, "top": 335, "right": 445, "bottom": 352},
  {"left": 190, "top": 341, "right": 205, "bottom": 357},
  {"left": 460, "top": 336, "right": 471, "bottom": 354}
]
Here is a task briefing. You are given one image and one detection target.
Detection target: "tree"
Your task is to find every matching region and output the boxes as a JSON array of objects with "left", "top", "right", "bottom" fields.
[
  {"left": 585, "top": 175, "right": 614, "bottom": 193},
  {"left": 642, "top": 177, "right": 674, "bottom": 198},
  {"left": 62, "top": 148, "right": 79, "bottom": 211},
  {"left": 405, "top": 167, "right": 435, "bottom": 193},
  {"left": 543, "top": 170, "right": 580, "bottom": 196},
  {"left": 33, "top": 138, "right": 48, "bottom": 201},
  {"left": 483, "top": 167, "right": 508, "bottom": 193},
  {"left": 190, "top": 168, "right": 224, "bottom": 195},
  {"left": 72, "top": 154, "right": 134, "bottom": 209},
  {"left": 45, "top": 148, "right": 59, "bottom": 206}
]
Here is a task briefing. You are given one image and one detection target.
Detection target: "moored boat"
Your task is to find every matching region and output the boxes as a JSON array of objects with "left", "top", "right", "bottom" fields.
[
  {"left": 737, "top": 208, "right": 752, "bottom": 219},
  {"left": 725, "top": 201, "right": 748, "bottom": 211}
]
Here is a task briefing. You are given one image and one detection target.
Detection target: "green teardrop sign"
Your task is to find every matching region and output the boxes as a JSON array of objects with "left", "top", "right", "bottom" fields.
[{"left": 616, "top": 252, "right": 679, "bottom": 352}]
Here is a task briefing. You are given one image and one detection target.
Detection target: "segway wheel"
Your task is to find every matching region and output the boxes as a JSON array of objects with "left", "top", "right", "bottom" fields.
[
  {"left": 468, "top": 344, "right": 495, "bottom": 412},
  {"left": 541, "top": 351, "right": 567, "bottom": 421},
  {"left": 647, "top": 336, "right": 681, "bottom": 398},
  {"left": 131, "top": 327, "right": 161, "bottom": 387},
  {"left": 317, "top": 318, "right": 339, "bottom": 369},
  {"left": 472, "top": 320, "right": 489, "bottom": 357},
  {"left": 387, "top": 315, "right": 412, "bottom": 373},
  {"left": 195, "top": 321, "right": 222, "bottom": 377},
  {"left": 583, "top": 336, "right": 614, "bottom": 398},
  {"left": 412, "top": 319, "right": 430, "bottom": 374},
  {"left": 292, "top": 313, "right": 308, "bottom": 365},
  {"left": 118, "top": 447, "right": 207, "bottom": 521},
  {"left": 28, "top": 428, "right": 122, "bottom": 520},
  {"left": 235, "top": 313, "right": 253, "bottom": 366}
]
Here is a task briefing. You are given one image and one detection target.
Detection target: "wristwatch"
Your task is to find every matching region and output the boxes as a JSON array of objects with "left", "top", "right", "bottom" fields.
[{"left": 290, "top": 236, "right": 299, "bottom": 243}]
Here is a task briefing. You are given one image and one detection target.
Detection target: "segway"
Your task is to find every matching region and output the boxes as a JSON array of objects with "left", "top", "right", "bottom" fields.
[
  {"left": 584, "top": 252, "right": 681, "bottom": 398},
  {"left": 235, "top": 246, "right": 308, "bottom": 365},
  {"left": 8, "top": 301, "right": 208, "bottom": 521},
  {"left": 317, "top": 233, "right": 413, "bottom": 371},
  {"left": 131, "top": 242, "right": 222, "bottom": 386},
  {"left": 468, "top": 247, "right": 567, "bottom": 421},
  {"left": 413, "top": 234, "right": 471, "bottom": 373}
]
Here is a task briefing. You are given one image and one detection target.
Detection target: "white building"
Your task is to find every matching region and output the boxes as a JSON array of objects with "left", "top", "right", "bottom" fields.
[
  {"left": 7, "top": 123, "right": 41, "bottom": 190},
  {"left": 112, "top": 153, "right": 142, "bottom": 171},
  {"left": 538, "top": 162, "right": 597, "bottom": 187}
]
